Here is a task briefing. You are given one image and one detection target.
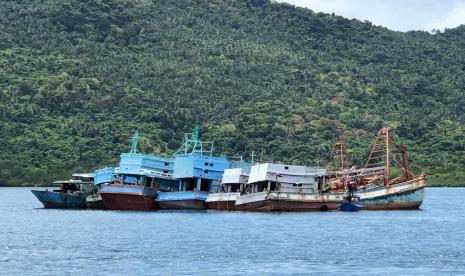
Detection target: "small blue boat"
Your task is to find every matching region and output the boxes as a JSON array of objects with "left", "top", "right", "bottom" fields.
[
  {"left": 339, "top": 202, "right": 362, "bottom": 212},
  {"left": 31, "top": 173, "right": 94, "bottom": 209},
  {"left": 339, "top": 193, "right": 362, "bottom": 212}
]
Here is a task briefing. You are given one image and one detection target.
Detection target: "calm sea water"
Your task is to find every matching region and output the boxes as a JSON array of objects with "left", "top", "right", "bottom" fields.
[{"left": 1, "top": 187, "right": 464, "bottom": 275}]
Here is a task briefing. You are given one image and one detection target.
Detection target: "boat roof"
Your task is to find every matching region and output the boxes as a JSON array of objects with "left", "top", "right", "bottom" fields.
[
  {"left": 53, "top": 179, "right": 93, "bottom": 185},
  {"left": 72, "top": 173, "right": 94, "bottom": 178}
]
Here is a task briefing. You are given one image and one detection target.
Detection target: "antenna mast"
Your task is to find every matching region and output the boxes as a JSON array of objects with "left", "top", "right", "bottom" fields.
[{"left": 130, "top": 130, "right": 139, "bottom": 154}]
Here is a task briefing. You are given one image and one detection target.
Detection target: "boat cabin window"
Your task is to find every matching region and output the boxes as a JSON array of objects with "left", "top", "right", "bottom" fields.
[
  {"left": 123, "top": 175, "right": 138, "bottom": 185},
  {"left": 204, "top": 170, "right": 208, "bottom": 174},
  {"left": 183, "top": 178, "right": 197, "bottom": 191},
  {"left": 284, "top": 166, "right": 289, "bottom": 170},
  {"left": 210, "top": 163, "right": 214, "bottom": 166},
  {"left": 200, "top": 179, "right": 210, "bottom": 191},
  {"left": 204, "top": 162, "right": 209, "bottom": 166},
  {"left": 254, "top": 181, "right": 277, "bottom": 192},
  {"left": 164, "top": 162, "right": 169, "bottom": 166},
  {"left": 163, "top": 170, "right": 168, "bottom": 174},
  {"left": 231, "top": 183, "right": 240, "bottom": 192},
  {"left": 141, "top": 177, "right": 152, "bottom": 187}
]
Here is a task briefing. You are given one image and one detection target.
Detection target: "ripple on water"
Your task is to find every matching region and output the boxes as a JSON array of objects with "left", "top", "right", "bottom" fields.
[{"left": 1, "top": 187, "right": 465, "bottom": 275}]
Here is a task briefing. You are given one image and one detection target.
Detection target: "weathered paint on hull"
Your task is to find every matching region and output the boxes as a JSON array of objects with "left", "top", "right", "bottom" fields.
[
  {"left": 100, "top": 193, "right": 156, "bottom": 211},
  {"left": 356, "top": 176, "right": 426, "bottom": 210},
  {"left": 157, "top": 199, "right": 206, "bottom": 210},
  {"left": 31, "top": 190, "right": 87, "bottom": 209},
  {"left": 235, "top": 191, "right": 344, "bottom": 212},
  {"left": 236, "top": 199, "right": 340, "bottom": 212},
  {"left": 205, "top": 192, "right": 240, "bottom": 211},
  {"left": 85, "top": 199, "right": 106, "bottom": 209},
  {"left": 206, "top": 200, "right": 237, "bottom": 211},
  {"left": 359, "top": 187, "right": 424, "bottom": 210},
  {"left": 156, "top": 191, "right": 208, "bottom": 210},
  {"left": 99, "top": 185, "right": 157, "bottom": 211}
]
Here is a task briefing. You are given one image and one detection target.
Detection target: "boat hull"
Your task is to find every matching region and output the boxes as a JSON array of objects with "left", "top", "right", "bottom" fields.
[
  {"left": 85, "top": 194, "right": 106, "bottom": 209},
  {"left": 157, "top": 191, "right": 208, "bottom": 210},
  {"left": 205, "top": 192, "right": 240, "bottom": 211},
  {"left": 99, "top": 185, "right": 157, "bottom": 211},
  {"left": 357, "top": 177, "right": 425, "bottom": 210},
  {"left": 31, "top": 190, "right": 87, "bottom": 209},
  {"left": 235, "top": 192, "right": 343, "bottom": 212}
]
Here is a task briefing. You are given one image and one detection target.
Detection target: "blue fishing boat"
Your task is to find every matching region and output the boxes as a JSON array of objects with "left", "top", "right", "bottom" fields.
[
  {"left": 157, "top": 126, "right": 230, "bottom": 210},
  {"left": 99, "top": 131, "right": 179, "bottom": 211},
  {"left": 31, "top": 173, "right": 94, "bottom": 209}
]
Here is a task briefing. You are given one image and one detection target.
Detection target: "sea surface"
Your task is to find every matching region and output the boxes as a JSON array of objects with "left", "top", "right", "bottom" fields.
[{"left": 1, "top": 187, "right": 464, "bottom": 275}]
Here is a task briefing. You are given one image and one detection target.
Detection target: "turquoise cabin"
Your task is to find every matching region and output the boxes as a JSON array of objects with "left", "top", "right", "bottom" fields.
[
  {"left": 173, "top": 153, "right": 230, "bottom": 192},
  {"left": 156, "top": 125, "right": 231, "bottom": 209},
  {"left": 114, "top": 152, "right": 178, "bottom": 191},
  {"left": 94, "top": 167, "right": 116, "bottom": 186}
]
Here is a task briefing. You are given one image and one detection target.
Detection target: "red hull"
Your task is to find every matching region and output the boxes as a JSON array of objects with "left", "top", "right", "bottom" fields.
[{"left": 100, "top": 193, "right": 156, "bottom": 211}]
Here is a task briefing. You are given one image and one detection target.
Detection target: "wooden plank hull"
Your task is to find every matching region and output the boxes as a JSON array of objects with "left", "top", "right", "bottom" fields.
[
  {"left": 157, "top": 199, "right": 206, "bottom": 210},
  {"left": 157, "top": 191, "right": 208, "bottom": 210},
  {"left": 236, "top": 199, "right": 341, "bottom": 212},
  {"left": 99, "top": 185, "right": 157, "bottom": 211},
  {"left": 235, "top": 192, "right": 343, "bottom": 212},
  {"left": 206, "top": 200, "right": 237, "bottom": 211},
  {"left": 31, "top": 190, "right": 87, "bottom": 209},
  {"left": 357, "top": 176, "right": 425, "bottom": 210},
  {"left": 206, "top": 192, "right": 240, "bottom": 211}
]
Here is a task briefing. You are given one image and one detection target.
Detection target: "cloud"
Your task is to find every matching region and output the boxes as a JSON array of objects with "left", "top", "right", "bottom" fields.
[
  {"left": 425, "top": 2, "right": 465, "bottom": 31},
  {"left": 276, "top": 0, "right": 465, "bottom": 32}
]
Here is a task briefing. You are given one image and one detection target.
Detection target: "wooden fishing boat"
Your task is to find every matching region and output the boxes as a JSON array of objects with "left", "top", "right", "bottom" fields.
[
  {"left": 31, "top": 173, "right": 94, "bottom": 209},
  {"left": 323, "top": 127, "right": 426, "bottom": 210},
  {"left": 98, "top": 130, "right": 179, "bottom": 211},
  {"left": 157, "top": 127, "right": 230, "bottom": 210},
  {"left": 206, "top": 168, "right": 250, "bottom": 211},
  {"left": 234, "top": 163, "right": 340, "bottom": 211}
]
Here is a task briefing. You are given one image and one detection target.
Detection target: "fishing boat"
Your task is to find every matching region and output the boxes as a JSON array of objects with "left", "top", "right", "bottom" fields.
[
  {"left": 323, "top": 127, "right": 426, "bottom": 210},
  {"left": 31, "top": 173, "right": 94, "bottom": 209},
  {"left": 86, "top": 167, "right": 115, "bottom": 209},
  {"left": 157, "top": 126, "right": 230, "bottom": 210},
  {"left": 205, "top": 167, "right": 250, "bottom": 211},
  {"left": 235, "top": 163, "right": 342, "bottom": 211},
  {"left": 99, "top": 131, "right": 179, "bottom": 211}
]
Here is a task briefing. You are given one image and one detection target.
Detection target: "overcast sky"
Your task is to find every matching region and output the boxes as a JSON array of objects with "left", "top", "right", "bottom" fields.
[{"left": 277, "top": 0, "right": 465, "bottom": 32}]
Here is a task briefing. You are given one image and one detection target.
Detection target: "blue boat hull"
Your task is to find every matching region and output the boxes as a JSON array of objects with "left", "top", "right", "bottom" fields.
[
  {"left": 31, "top": 190, "right": 87, "bottom": 209},
  {"left": 339, "top": 202, "right": 362, "bottom": 212},
  {"left": 156, "top": 191, "right": 208, "bottom": 210}
]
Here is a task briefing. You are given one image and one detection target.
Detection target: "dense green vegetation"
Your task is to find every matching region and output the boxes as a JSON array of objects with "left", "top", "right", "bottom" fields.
[{"left": 1, "top": 0, "right": 464, "bottom": 186}]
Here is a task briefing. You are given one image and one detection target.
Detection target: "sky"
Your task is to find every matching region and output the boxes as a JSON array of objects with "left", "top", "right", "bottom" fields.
[{"left": 277, "top": 0, "right": 465, "bottom": 32}]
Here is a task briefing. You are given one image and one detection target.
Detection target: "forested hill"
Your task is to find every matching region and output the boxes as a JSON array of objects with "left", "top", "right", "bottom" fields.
[{"left": 1, "top": 0, "right": 465, "bottom": 186}]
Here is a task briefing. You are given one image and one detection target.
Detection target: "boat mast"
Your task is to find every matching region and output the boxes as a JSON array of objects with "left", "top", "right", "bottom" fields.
[
  {"left": 363, "top": 127, "right": 391, "bottom": 185},
  {"left": 171, "top": 125, "right": 214, "bottom": 157},
  {"left": 130, "top": 130, "right": 139, "bottom": 154}
]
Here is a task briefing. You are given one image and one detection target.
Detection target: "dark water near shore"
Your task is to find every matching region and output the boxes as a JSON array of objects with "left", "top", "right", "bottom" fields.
[{"left": 1, "top": 188, "right": 465, "bottom": 275}]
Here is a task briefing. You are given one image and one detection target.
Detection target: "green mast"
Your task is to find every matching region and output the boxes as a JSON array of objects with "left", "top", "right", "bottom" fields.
[
  {"left": 130, "top": 129, "right": 139, "bottom": 154},
  {"left": 171, "top": 125, "right": 213, "bottom": 157}
]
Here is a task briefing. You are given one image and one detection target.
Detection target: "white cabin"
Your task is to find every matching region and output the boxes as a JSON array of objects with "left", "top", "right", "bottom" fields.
[
  {"left": 221, "top": 168, "right": 249, "bottom": 184},
  {"left": 246, "top": 163, "right": 326, "bottom": 194}
]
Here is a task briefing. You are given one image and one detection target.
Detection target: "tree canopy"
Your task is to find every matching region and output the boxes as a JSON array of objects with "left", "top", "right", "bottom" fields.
[{"left": 1, "top": 0, "right": 465, "bottom": 186}]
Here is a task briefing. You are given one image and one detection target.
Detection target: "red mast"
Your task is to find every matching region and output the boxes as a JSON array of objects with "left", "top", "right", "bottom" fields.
[{"left": 364, "top": 127, "right": 391, "bottom": 185}]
